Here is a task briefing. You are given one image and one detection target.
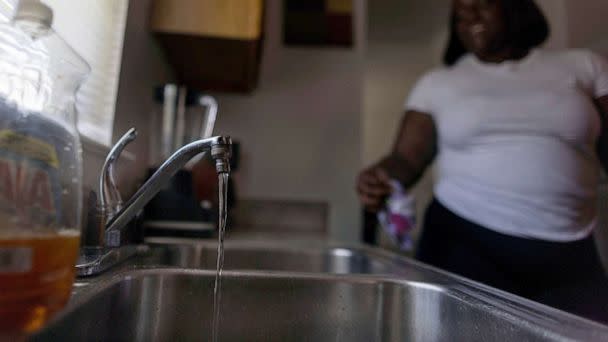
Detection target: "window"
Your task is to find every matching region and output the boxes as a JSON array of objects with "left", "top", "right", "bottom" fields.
[
  {"left": 0, "top": 0, "right": 129, "bottom": 146},
  {"left": 0, "top": 0, "right": 14, "bottom": 21}
]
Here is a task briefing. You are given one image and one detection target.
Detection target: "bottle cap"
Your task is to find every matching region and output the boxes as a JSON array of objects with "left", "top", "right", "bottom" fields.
[{"left": 14, "top": 0, "right": 53, "bottom": 28}]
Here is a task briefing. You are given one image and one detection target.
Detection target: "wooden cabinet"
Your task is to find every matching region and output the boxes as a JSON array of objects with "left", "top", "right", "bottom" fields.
[{"left": 150, "top": 0, "right": 264, "bottom": 93}]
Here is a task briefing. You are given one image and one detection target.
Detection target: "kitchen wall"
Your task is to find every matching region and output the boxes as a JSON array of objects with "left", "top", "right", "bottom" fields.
[
  {"left": 535, "top": 0, "right": 568, "bottom": 49},
  {"left": 364, "top": 0, "right": 449, "bottom": 165},
  {"left": 82, "top": 0, "right": 175, "bottom": 195},
  {"left": 536, "top": 0, "right": 608, "bottom": 50},
  {"left": 112, "top": 0, "right": 176, "bottom": 190},
  {"left": 564, "top": 0, "right": 608, "bottom": 49},
  {"left": 363, "top": 0, "right": 450, "bottom": 238},
  {"left": 213, "top": 0, "right": 366, "bottom": 241}
]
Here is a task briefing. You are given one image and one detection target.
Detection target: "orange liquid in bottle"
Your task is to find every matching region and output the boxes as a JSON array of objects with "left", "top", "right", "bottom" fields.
[{"left": 0, "top": 232, "right": 80, "bottom": 337}]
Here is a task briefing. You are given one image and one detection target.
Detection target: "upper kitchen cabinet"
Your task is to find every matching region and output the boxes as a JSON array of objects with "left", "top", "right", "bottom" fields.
[{"left": 150, "top": 0, "right": 264, "bottom": 93}]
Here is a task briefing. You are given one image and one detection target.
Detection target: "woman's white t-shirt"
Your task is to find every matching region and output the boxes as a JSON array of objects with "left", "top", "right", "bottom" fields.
[{"left": 406, "top": 49, "right": 608, "bottom": 242}]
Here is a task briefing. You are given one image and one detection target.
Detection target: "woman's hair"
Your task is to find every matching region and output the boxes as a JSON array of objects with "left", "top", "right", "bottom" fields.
[{"left": 443, "top": 0, "right": 550, "bottom": 66}]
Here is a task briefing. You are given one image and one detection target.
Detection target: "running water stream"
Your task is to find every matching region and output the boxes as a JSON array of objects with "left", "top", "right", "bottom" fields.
[{"left": 211, "top": 172, "right": 229, "bottom": 342}]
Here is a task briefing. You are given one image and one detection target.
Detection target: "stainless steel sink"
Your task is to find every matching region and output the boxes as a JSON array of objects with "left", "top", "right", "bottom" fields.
[
  {"left": 31, "top": 269, "right": 608, "bottom": 342},
  {"left": 30, "top": 241, "right": 608, "bottom": 341}
]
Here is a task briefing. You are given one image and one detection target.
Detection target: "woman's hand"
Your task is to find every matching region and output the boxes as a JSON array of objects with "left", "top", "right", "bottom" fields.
[
  {"left": 356, "top": 110, "right": 438, "bottom": 212},
  {"left": 357, "top": 165, "right": 392, "bottom": 212}
]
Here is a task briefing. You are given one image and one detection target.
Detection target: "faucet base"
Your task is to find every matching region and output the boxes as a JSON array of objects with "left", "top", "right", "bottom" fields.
[{"left": 76, "top": 245, "right": 146, "bottom": 277}]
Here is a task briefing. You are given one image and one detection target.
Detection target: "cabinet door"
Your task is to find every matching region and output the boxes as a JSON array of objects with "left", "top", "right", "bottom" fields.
[
  {"left": 150, "top": 0, "right": 264, "bottom": 93},
  {"left": 151, "top": 0, "right": 263, "bottom": 40}
]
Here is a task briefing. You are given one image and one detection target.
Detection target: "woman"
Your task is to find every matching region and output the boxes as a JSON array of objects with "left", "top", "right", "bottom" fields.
[{"left": 357, "top": 0, "right": 608, "bottom": 322}]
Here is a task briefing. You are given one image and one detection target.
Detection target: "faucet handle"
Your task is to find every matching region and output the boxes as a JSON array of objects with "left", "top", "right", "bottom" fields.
[
  {"left": 100, "top": 128, "right": 137, "bottom": 219},
  {"left": 198, "top": 95, "right": 218, "bottom": 139}
]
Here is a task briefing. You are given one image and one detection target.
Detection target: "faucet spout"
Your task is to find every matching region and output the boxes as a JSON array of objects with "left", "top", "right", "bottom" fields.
[{"left": 104, "top": 135, "right": 232, "bottom": 246}]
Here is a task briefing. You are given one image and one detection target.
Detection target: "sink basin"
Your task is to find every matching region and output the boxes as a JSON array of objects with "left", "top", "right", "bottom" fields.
[
  {"left": 31, "top": 269, "right": 608, "bottom": 342},
  {"left": 142, "top": 241, "right": 396, "bottom": 274}
]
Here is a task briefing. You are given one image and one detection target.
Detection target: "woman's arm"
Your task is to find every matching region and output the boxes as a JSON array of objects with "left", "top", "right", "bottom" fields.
[
  {"left": 378, "top": 110, "right": 438, "bottom": 185},
  {"left": 596, "top": 95, "right": 608, "bottom": 171},
  {"left": 356, "top": 110, "right": 438, "bottom": 211}
]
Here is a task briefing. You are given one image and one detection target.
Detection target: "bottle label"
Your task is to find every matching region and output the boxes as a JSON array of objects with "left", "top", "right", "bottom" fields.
[
  {"left": 0, "top": 247, "right": 32, "bottom": 273},
  {"left": 0, "top": 130, "right": 59, "bottom": 168},
  {"left": 0, "top": 129, "right": 61, "bottom": 228}
]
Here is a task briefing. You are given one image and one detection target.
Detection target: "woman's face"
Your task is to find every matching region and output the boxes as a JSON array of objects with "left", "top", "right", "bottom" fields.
[{"left": 453, "top": 0, "right": 508, "bottom": 58}]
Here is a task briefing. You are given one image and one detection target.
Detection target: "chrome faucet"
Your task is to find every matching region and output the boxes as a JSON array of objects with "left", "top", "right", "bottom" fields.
[{"left": 76, "top": 129, "right": 232, "bottom": 276}]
